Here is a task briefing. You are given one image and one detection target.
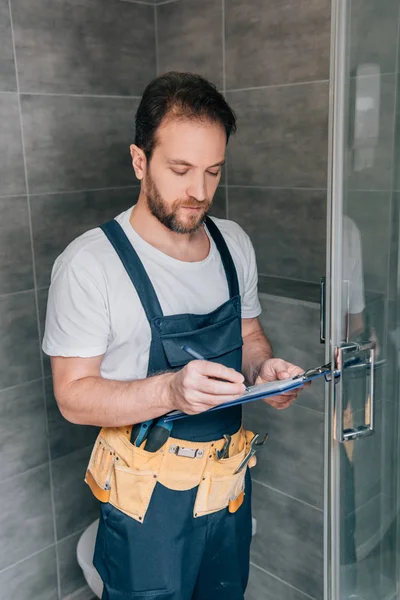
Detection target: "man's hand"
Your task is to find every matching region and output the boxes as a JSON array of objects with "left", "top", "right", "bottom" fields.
[
  {"left": 255, "top": 358, "right": 306, "bottom": 411},
  {"left": 168, "top": 360, "right": 246, "bottom": 415}
]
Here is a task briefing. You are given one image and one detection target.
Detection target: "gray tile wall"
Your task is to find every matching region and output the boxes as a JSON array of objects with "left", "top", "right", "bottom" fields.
[{"left": 0, "top": 1, "right": 155, "bottom": 598}]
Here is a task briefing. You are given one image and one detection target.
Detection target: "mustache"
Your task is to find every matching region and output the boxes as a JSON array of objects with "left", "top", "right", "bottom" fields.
[{"left": 175, "top": 198, "right": 210, "bottom": 209}]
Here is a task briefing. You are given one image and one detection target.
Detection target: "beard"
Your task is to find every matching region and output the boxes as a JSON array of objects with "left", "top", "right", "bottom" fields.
[{"left": 145, "top": 172, "right": 211, "bottom": 234}]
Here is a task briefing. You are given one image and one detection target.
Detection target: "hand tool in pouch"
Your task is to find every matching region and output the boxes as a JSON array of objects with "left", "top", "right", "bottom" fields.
[
  {"left": 131, "top": 417, "right": 173, "bottom": 452},
  {"left": 234, "top": 433, "right": 268, "bottom": 474}
]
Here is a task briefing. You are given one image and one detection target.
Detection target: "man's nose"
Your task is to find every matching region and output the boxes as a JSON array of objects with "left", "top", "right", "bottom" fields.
[{"left": 187, "top": 175, "right": 207, "bottom": 202}]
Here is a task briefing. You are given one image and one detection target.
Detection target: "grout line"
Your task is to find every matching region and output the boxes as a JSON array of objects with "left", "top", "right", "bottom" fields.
[
  {"left": 224, "top": 73, "right": 397, "bottom": 95},
  {"left": 18, "top": 91, "right": 142, "bottom": 100},
  {"left": 252, "top": 478, "right": 324, "bottom": 512},
  {"left": 154, "top": 4, "right": 159, "bottom": 76},
  {"left": 227, "top": 184, "right": 327, "bottom": 191},
  {"left": 0, "top": 287, "right": 36, "bottom": 299},
  {"left": 6, "top": 2, "right": 61, "bottom": 596},
  {"left": 0, "top": 542, "right": 57, "bottom": 576},
  {"left": 249, "top": 562, "right": 317, "bottom": 600},
  {"left": 0, "top": 376, "right": 43, "bottom": 396},
  {"left": 225, "top": 79, "right": 330, "bottom": 94},
  {"left": 221, "top": 0, "right": 226, "bottom": 94},
  {"left": 120, "top": 0, "right": 157, "bottom": 5},
  {"left": 153, "top": 0, "right": 180, "bottom": 5},
  {"left": 29, "top": 185, "right": 139, "bottom": 199},
  {"left": 2, "top": 460, "right": 51, "bottom": 485},
  {"left": 57, "top": 526, "right": 88, "bottom": 546},
  {"left": 258, "top": 272, "right": 321, "bottom": 286}
]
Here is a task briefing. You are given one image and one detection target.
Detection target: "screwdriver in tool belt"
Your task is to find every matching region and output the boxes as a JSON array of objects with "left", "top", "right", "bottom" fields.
[{"left": 182, "top": 345, "right": 250, "bottom": 392}]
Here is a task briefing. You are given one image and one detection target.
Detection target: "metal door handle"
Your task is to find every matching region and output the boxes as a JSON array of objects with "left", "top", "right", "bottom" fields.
[{"left": 334, "top": 341, "right": 375, "bottom": 443}]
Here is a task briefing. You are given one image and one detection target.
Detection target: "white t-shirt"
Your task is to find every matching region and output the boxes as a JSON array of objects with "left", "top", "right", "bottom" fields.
[{"left": 43, "top": 207, "right": 262, "bottom": 381}]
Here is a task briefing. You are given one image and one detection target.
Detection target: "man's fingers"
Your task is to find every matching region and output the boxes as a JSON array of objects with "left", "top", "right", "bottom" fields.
[
  {"left": 194, "top": 360, "right": 245, "bottom": 384},
  {"left": 199, "top": 375, "right": 246, "bottom": 397}
]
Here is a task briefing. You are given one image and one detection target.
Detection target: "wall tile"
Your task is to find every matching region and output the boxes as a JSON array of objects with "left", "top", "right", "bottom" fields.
[
  {"left": 225, "top": 0, "right": 330, "bottom": 90},
  {"left": 349, "top": 75, "right": 395, "bottom": 191},
  {"left": 0, "top": 93, "right": 26, "bottom": 197},
  {"left": 246, "top": 564, "right": 313, "bottom": 600},
  {"left": 21, "top": 95, "right": 138, "bottom": 194},
  {"left": 0, "top": 291, "right": 42, "bottom": 390},
  {"left": 226, "top": 83, "right": 329, "bottom": 188},
  {"left": 0, "top": 0, "right": 16, "bottom": 91},
  {"left": 157, "top": 0, "right": 223, "bottom": 88},
  {"left": 0, "top": 546, "right": 58, "bottom": 600},
  {"left": 45, "top": 377, "right": 99, "bottom": 461},
  {"left": 52, "top": 445, "right": 99, "bottom": 540},
  {"left": 251, "top": 481, "right": 323, "bottom": 599},
  {"left": 346, "top": 191, "right": 391, "bottom": 294},
  {"left": 31, "top": 187, "right": 138, "bottom": 288},
  {"left": 258, "top": 275, "right": 321, "bottom": 304},
  {"left": 244, "top": 401, "right": 324, "bottom": 509},
  {"left": 0, "top": 465, "right": 54, "bottom": 570},
  {"left": 0, "top": 380, "right": 47, "bottom": 481},
  {"left": 12, "top": 0, "right": 155, "bottom": 95},
  {"left": 256, "top": 293, "right": 325, "bottom": 412},
  {"left": 209, "top": 186, "right": 227, "bottom": 219},
  {"left": 58, "top": 530, "right": 87, "bottom": 598},
  {"left": 350, "top": 0, "right": 399, "bottom": 76},
  {"left": 0, "top": 196, "right": 34, "bottom": 295},
  {"left": 229, "top": 187, "right": 327, "bottom": 283}
]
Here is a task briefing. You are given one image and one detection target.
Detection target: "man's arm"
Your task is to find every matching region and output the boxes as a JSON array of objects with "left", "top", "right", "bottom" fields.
[
  {"left": 241, "top": 317, "right": 273, "bottom": 385},
  {"left": 51, "top": 354, "right": 246, "bottom": 427},
  {"left": 241, "top": 317, "right": 305, "bottom": 410}
]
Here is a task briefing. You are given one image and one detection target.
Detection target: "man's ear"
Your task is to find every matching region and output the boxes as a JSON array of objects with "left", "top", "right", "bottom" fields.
[{"left": 130, "top": 144, "right": 146, "bottom": 181}]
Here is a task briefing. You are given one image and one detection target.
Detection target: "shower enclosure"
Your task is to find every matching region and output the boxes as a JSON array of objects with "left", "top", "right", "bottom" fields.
[{"left": 325, "top": 0, "right": 400, "bottom": 598}]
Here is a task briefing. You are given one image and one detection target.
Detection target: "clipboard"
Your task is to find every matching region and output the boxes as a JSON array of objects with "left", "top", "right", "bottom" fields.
[{"left": 164, "top": 362, "right": 334, "bottom": 423}]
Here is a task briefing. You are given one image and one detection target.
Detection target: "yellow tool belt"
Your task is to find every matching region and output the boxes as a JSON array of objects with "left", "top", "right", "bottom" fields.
[{"left": 85, "top": 425, "right": 257, "bottom": 523}]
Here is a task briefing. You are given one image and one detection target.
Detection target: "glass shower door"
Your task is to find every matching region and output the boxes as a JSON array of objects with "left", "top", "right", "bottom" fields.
[{"left": 326, "top": 0, "right": 400, "bottom": 599}]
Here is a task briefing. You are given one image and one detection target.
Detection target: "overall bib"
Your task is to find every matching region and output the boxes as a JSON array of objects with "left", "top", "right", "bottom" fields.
[{"left": 92, "top": 216, "right": 253, "bottom": 600}]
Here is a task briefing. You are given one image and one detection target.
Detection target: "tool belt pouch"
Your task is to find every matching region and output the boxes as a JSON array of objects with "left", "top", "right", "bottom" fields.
[
  {"left": 193, "top": 429, "right": 256, "bottom": 518},
  {"left": 85, "top": 428, "right": 163, "bottom": 523},
  {"left": 85, "top": 432, "right": 115, "bottom": 503},
  {"left": 85, "top": 428, "right": 258, "bottom": 523}
]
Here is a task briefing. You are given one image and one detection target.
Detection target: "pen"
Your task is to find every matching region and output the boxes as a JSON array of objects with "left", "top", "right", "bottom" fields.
[{"left": 182, "top": 345, "right": 250, "bottom": 392}]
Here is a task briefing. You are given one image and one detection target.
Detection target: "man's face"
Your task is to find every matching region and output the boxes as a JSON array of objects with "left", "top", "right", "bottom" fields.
[{"left": 143, "top": 118, "right": 226, "bottom": 234}]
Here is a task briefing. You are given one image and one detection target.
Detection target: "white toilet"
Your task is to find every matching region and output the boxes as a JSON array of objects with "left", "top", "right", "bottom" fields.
[{"left": 77, "top": 519, "right": 103, "bottom": 599}]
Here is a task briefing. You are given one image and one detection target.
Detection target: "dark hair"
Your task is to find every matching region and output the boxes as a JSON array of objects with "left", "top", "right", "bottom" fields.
[{"left": 134, "top": 72, "right": 237, "bottom": 160}]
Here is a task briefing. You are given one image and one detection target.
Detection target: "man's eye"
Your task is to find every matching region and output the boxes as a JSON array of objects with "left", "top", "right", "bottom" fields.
[
  {"left": 207, "top": 171, "right": 220, "bottom": 177},
  {"left": 172, "top": 170, "right": 188, "bottom": 176}
]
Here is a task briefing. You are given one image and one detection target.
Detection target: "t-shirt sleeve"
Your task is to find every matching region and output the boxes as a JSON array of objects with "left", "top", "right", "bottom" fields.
[
  {"left": 42, "top": 255, "right": 110, "bottom": 358},
  {"left": 240, "top": 231, "right": 262, "bottom": 319}
]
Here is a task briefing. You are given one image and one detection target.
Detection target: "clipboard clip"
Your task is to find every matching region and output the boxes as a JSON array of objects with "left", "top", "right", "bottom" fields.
[{"left": 292, "top": 362, "right": 333, "bottom": 382}]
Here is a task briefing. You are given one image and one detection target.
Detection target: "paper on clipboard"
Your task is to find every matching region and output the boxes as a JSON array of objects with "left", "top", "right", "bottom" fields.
[{"left": 164, "top": 362, "right": 333, "bottom": 423}]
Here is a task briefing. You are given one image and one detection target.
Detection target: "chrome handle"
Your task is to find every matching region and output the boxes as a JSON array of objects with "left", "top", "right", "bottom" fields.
[{"left": 334, "top": 342, "right": 375, "bottom": 443}]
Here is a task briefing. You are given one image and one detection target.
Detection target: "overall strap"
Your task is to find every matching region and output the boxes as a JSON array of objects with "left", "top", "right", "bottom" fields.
[
  {"left": 205, "top": 216, "right": 240, "bottom": 299},
  {"left": 100, "top": 220, "right": 163, "bottom": 321}
]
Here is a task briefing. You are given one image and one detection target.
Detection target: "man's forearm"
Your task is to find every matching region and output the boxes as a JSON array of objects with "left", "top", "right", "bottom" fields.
[
  {"left": 57, "top": 372, "right": 175, "bottom": 427},
  {"left": 242, "top": 327, "right": 273, "bottom": 385}
]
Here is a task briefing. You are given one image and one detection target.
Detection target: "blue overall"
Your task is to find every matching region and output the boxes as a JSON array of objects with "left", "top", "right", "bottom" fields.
[{"left": 93, "top": 217, "right": 252, "bottom": 600}]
